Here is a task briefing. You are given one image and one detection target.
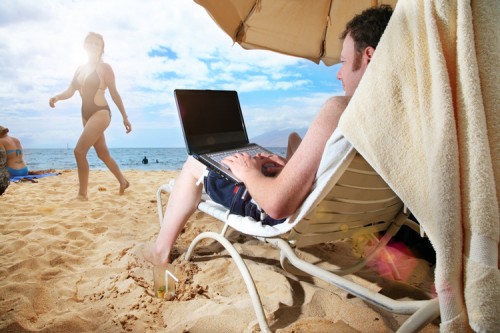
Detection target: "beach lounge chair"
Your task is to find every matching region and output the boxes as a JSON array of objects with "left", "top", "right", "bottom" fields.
[{"left": 156, "top": 130, "right": 439, "bottom": 333}]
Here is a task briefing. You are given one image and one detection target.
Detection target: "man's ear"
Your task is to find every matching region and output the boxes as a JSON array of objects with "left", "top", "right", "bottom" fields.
[{"left": 364, "top": 46, "right": 375, "bottom": 64}]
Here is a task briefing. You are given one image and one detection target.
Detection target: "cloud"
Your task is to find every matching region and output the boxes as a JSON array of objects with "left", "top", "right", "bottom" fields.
[
  {"left": 243, "top": 92, "right": 340, "bottom": 138},
  {"left": 0, "top": 0, "right": 341, "bottom": 148}
]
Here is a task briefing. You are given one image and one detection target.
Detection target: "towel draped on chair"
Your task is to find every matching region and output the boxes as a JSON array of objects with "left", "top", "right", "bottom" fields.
[{"left": 338, "top": 0, "right": 500, "bottom": 331}]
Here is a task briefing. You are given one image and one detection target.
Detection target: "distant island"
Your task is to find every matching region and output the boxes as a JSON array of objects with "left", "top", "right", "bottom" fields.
[{"left": 251, "top": 128, "right": 307, "bottom": 147}]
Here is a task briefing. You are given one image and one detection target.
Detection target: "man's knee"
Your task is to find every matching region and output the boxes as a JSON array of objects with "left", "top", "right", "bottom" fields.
[
  {"left": 288, "top": 132, "right": 302, "bottom": 146},
  {"left": 182, "top": 156, "right": 206, "bottom": 179}
]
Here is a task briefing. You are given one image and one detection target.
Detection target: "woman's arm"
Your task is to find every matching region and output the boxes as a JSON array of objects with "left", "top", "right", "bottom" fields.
[
  {"left": 49, "top": 68, "right": 79, "bottom": 107},
  {"left": 102, "top": 63, "right": 132, "bottom": 133}
]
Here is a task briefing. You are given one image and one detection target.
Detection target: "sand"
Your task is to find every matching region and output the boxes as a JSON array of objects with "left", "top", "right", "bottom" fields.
[{"left": 0, "top": 170, "right": 439, "bottom": 332}]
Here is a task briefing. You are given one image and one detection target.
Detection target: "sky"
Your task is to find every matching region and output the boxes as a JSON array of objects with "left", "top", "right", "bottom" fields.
[{"left": 0, "top": 0, "right": 343, "bottom": 148}]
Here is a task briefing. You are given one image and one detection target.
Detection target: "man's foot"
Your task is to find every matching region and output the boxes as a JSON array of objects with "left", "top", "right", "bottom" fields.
[
  {"left": 119, "top": 180, "right": 129, "bottom": 195},
  {"left": 140, "top": 242, "right": 167, "bottom": 268}
]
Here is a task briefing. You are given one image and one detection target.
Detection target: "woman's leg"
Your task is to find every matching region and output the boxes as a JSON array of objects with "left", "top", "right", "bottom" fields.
[
  {"left": 147, "top": 156, "right": 206, "bottom": 267},
  {"left": 74, "top": 110, "right": 110, "bottom": 200},
  {"left": 93, "top": 125, "right": 129, "bottom": 195}
]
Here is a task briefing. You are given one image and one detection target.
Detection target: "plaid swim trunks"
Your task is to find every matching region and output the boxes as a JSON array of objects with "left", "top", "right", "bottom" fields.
[{"left": 204, "top": 170, "right": 285, "bottom": 226}]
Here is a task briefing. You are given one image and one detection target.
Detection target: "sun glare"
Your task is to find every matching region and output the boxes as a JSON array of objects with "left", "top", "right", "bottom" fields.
[{"left": 58, "top": 40, "right": 88, "bottom": 74}]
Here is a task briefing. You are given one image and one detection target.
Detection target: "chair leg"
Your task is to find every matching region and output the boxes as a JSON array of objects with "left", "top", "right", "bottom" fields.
[
  {"left": 270, "top": 238, "right": 433, "bottom": 313},
  {"left": 185, "top": 231, "right": 272, "bottom": 333},
  {"left": 396, "top": 298, "right": 440, "bottom": 333}
]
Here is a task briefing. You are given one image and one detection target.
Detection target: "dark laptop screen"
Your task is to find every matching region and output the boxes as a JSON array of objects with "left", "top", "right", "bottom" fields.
[{"left": 175, "top": 89, "right": 250, "bottom": 154}]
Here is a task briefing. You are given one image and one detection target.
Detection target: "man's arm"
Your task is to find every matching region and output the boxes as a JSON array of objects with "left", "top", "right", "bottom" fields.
[{"left": 223, "top": 96, "right": 350, "bottom": 219}]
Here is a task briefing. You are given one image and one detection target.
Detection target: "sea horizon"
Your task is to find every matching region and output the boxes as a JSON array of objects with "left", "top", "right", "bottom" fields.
[{"left": 23, "top": 147, "right": 287, "bottom": 172}]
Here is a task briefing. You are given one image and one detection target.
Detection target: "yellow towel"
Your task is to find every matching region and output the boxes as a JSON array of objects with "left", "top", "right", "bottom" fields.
[{"left": 338, "top": 0, "right": 500, "bottom": 332}]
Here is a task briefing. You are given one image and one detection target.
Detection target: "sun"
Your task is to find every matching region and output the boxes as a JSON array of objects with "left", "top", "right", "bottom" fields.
[{"left": 54, "top": 35, "right": 88, "bottom": 75}]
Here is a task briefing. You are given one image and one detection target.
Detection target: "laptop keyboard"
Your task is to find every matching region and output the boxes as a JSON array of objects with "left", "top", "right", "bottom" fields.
[{"left": 207, "top": 146, "right": 268, "bottom": 164}]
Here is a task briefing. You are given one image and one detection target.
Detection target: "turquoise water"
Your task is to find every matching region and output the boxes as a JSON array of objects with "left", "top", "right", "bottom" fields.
[{"left": 23, "top": 147, "right": 287, "bottom": 171}]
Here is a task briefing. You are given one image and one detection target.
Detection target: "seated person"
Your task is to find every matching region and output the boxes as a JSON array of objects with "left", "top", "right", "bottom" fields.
[
  {"left": 146, "top": 6, "right": 394, "bottom": 268},
  {"left": 0, "top": 126, "right": 28, "bottom": 177},
  {"left": 0, "top": 149, "right": 9, "bottom": 195}
]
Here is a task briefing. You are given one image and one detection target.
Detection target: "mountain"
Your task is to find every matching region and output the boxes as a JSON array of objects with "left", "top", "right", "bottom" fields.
[{"left": 251, "top": 128, "right": 308, "bottom": 147}]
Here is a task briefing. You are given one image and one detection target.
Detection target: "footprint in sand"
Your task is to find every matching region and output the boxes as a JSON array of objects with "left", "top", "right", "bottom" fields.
[
  {"left": 40, "top": 226, "right": 62, "bottom": 236},
  {"left": 89, "top": 211, "right": 106, "bottom": 220},
  {"left": 40, "top": 268, "right": 62, "bottom": 281}
]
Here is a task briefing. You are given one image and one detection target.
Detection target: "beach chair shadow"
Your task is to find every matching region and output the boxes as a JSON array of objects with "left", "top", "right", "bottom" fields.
[{"left": 156, "top": 133, "right": 439, "bottom": 333}]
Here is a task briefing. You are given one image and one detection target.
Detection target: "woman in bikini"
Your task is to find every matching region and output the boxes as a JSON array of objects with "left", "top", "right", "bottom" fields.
[
  {"left": 49, "top": 32, "right": 131, "bottom": 201},
  {"left": 0, "top": 125, "right": 24, "bottom": 194},
  {"left": 0, "top": 125, "right": 28, "bottom": 179}
]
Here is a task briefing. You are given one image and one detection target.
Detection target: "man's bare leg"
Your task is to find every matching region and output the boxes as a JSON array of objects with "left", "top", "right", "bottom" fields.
[
  {"left": 286, "top": 132, "right": 302, "bottom": 160},
  {"left": 147, "top": 156, "right": 206, "bottom": 267}
]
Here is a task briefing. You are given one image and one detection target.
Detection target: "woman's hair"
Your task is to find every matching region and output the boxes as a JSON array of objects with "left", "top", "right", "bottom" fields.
[
  {"left": 84, "top": 32, "right": 105, "bottom": 58},
  {"left": 0, "top": 126, "right": 9, "bottom": 138}
]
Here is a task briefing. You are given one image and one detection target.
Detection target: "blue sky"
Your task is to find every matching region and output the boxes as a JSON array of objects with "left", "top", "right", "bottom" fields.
[{"left": 0, "top": 0, "right": 343, "bottom": 148}]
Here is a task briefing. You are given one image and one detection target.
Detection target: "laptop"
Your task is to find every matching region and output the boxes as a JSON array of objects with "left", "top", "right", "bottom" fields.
[{"left": 175, "top": 89, "right": 274, "bottom": 184}]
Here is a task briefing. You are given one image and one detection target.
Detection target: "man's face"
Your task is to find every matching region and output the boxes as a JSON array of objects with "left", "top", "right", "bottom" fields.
[{"left": 336, "top": 34, "right": 372, "bottom": 97}]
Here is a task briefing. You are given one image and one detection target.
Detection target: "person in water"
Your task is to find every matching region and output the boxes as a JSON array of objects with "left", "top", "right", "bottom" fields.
[
  {"left": 0, "top": 125, "right": 29, "bottom": 178},
  {"left": 49, "top": 32, "right": 131, "bottom": 200}
]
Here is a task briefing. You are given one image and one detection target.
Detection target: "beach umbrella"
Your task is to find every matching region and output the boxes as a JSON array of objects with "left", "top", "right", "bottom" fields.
[{"left": 194, "top": 0, "right": 397, "bottom": 66}]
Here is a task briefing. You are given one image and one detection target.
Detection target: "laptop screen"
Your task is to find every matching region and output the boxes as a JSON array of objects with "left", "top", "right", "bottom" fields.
[{"left": 175, "top": 89, "right": 250, "bottom": 154}]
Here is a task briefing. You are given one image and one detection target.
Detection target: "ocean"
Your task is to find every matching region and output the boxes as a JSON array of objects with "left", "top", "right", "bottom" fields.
[{"left": 23, "top": 147, "right": 287, "bottom": 171}]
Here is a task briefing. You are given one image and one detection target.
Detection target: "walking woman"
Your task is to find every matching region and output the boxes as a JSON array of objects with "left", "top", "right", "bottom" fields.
[{"left": 49, "top": 32, "right": 131, "bottom": 200}]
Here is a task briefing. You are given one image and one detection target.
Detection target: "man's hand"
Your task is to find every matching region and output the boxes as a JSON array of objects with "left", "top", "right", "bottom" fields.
[
  {"left": 256, "top": 153, "right": 286, "bottom": 176},
  {"left": 222, "top": 152, "right": 287, "bottom": 181},
  {"left": 222, "top": 153, "right": 264, "bottom": 181}
]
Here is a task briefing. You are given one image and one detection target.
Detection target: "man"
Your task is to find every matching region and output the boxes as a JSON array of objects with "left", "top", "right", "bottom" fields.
[{"left": 147, "top": 5, "right": 394, "bottom": 267}]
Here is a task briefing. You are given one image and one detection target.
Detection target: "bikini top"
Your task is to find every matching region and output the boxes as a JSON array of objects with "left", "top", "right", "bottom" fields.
[{"left": 6, "top": 149, "right": 22, "bottom": 156}]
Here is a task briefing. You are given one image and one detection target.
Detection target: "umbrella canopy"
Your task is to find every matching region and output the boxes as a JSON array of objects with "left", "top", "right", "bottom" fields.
[{"left": 195, "top": 0, "right": 397, "bottom": 66}]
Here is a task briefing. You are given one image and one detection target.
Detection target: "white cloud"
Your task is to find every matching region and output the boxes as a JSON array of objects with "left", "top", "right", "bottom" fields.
[
  {"left": 0, "top": 0, "right": 340, "bottom": 148},
  {"left": 243, "top": 92, "right": 339, "bottom": 138}
]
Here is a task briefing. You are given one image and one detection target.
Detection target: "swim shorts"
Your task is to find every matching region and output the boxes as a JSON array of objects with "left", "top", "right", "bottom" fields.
[{"left": 204, "top": 170, "right": 285, "bottom": 226}]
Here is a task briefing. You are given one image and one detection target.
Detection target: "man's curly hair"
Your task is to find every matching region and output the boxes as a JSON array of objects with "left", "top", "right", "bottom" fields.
[{"left": 341, "top": 5, "right": 393, "bottom": 53}]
